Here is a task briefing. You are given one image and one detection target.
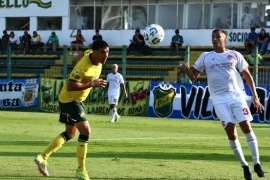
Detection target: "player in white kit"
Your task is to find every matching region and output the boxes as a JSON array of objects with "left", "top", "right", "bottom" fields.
[
  {"left": 106, "top": 64, "right": 128, "bottom": 122},
  {"left": 180, "top": 29, "right": 265, "bottom": 180}
]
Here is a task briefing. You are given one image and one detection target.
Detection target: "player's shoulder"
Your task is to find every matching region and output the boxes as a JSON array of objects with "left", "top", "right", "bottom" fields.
[
  {"left": 84, "top": 49, "right": 92, "bottom": 56},
  {"left": 226, "top": 49, "right": 243, "bottom": 57},
  {"left": 116, "top": 72, "right": 123, "bottom": 77},
  {"left": 199, "top": 51, "right": 214, "bottom": 58}
]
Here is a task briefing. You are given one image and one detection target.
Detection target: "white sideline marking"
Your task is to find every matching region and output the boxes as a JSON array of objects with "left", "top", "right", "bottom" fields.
[{"left": 0, "top": 136, "right": 224, "bottom": 143}]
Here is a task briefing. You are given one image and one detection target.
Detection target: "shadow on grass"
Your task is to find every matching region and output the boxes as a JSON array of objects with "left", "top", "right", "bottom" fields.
[
  {"left": 0, "top": 175, "right": 74, "bottom": 179},
  {"left": 0, "top": 176, "right": 188, "bottom": 180},
  {"left": 90, "top": 178, "right": 174, "bottom": 180},
  {"left": 250, "top": 125, "right": 270, "bottom": 128},
  {"left": 1, "top": 150, "right": 269, "bottom": 163}
]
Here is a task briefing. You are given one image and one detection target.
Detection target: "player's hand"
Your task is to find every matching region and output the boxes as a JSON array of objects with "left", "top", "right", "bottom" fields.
[
  {"left": 124, "top": 92, "right": 128, "bottom": 98},
  {"left": 179, "top": 62, "right": 189, "bottom": 70},
  {"left": 90, "top": 78, "right": 107, "bottom": 88},
  {"left": 252, "top": 97, "right": 264, "bottom": 113}
]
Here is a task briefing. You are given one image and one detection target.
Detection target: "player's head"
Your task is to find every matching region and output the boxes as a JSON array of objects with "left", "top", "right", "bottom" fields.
[
  {"left": 92, "top": 40, "right": 108, "bottom": 50},
  {"left": 212, "top": 29, "right": 227, "bottom": 49},
  {"left": 111, "top": 64, "right": 118, "bottom": 74},
  {"left": 92, "top": 40, "right": 109, "bottom": 65},
  {"left": 175, "top": 29, "right": 179, "bottom": 34}
]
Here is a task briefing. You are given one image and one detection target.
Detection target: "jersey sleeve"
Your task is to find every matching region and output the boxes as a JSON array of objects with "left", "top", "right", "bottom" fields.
[
  {"left": 193, "top": 52, "right": 208, "bottom": 73},
  {"left": 119, "top": 74, "right": 124, "bottom": 84},
  {"left": 69, "top": 65, "right": 85, "bottom": 82},
  {"left": 68, "top": 52, "right": 91, "bottom": 82},
  {"left": 235, "top": 51, "right": 249, "bottom": 72}
]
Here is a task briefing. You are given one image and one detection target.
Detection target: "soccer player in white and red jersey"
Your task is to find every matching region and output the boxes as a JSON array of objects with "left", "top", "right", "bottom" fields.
[
  {"left": 180, "top": 29, "right": 265, "bottom": 180},
  {"left": 106, "top": 64, "right": 128, "bottom": 122}
]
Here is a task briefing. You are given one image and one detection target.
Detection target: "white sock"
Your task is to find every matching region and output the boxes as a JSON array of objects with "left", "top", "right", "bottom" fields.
[
  {"left": 111, "top": 110, "right": 115, "bottom": 119},
  {"left": 245, "top": 132, "right": 260, "bottom": 165},
  {"left": 114, "top": 107, "right": 119, "bottom": 116},
  {"left": 111, "top": 108, "right": 116, "bottom": 120},
  {"left": 229, "top": 139, "right": 248, "bottom": 166}
]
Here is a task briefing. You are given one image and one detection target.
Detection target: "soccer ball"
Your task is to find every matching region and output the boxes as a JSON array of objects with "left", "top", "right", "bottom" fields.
[{"left": 143, "top": 24, "right": 165, "bottom": 45}]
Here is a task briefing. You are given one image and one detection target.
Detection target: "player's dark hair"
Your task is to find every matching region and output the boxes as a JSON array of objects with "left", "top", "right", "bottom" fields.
[
  {"left": 175, "top": 29, "right": 179, "bottom": 34},
  {"left": 212, "top": 28, "right": 228, "bottom": 37},
  {"left": 92, "top": 39, "right": 109, "bottom": 50}
]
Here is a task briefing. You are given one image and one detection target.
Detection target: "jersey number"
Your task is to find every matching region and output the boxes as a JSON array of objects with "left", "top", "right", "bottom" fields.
[{"left": 242, "top": 108, "right": 249, "bottom": 115}]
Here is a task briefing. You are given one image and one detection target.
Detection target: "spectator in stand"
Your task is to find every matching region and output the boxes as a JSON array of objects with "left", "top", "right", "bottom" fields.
[
  {"left": 76, "top": 7, "right": 89, "bottom": 30},
  {"left": 264, "top": 9, "right": 270, "bottom": 27},
  {"left": 2, "top": 30, "right": 10, "bottom": 53},
  {"left": 169, "top": 29, "right": 184, "bottom": 55},
  {"left": 244, "top": 27, "right": 258, "bottom": 54},
  {"left": 9, "top": 31, "right": 18, "bottom": 54},
  {"left": 254, "top": 16, "right": 266, "bottom": 28},
  {"left": 214, "top": 18, "right": 225, "bottom": 29},
  {"left": 241, "top": 6, "right": 253, "bottom": 29},
  {"left": 19, "top": 31, "right": 31, "bottom": 54},
  {"left": 31, "top": 31, "right": 44, "bottom": 54},
  {"left": 127, "top": 29, "right": 145, "bottom": 55},
  {"left": 246, "top": 51, "right": 263, "bottom": 65},
  {"left": 256, "top": 28, "right": 268, "bottom": 55},
  {"left": 44, "top": 32, "right": 59, "bottom": 54},
  {"left": 89, "top": 29, "right": 102, "bottom": 48},
  {"left": 224, "top": 14, "right": 232, "bottom": 29},
  {"left": 92, "top": 29, "right": 102, "bottom": 42},
  {"left": 69, "top": 29, "right": 85, "bottom": 56}
]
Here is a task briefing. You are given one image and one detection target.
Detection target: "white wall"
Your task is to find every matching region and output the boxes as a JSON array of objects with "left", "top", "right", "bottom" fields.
[{"left": 0, "top": 0, "right": 267, "bottom": 47}]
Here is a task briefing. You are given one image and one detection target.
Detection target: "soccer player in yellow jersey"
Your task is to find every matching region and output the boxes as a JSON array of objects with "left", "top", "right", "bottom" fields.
[{"left": 34, "top": 40, "right": 109, "bottom": 180}]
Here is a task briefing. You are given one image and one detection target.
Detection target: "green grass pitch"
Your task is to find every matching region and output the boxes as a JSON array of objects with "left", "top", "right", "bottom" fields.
[{"left": 0, "top": 111, "right": 269, "bottom": 180}]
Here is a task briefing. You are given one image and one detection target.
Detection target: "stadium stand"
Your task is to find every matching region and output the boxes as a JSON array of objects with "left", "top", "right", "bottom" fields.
[{"left": 1, "top": 45, "right": 270, "bottom": 85}]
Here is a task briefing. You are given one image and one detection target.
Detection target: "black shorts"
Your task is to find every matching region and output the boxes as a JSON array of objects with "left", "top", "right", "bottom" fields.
[
  {"left": 171, "top": 43, "right": 182, "bottom": 47},
  {"left": 71, "top": 41, "right": 83, "bottom": 45},
  {"left": 58, "top": 100, "right": 87, "bottom": 125}
]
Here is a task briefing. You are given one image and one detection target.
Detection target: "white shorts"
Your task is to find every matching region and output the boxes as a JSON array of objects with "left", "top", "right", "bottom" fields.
[
  {"left": 108, "top": 93, "right": 119, "bottom": 105},
  {"left": 214, "top": 99, "right": 253, "bottom": 128}
]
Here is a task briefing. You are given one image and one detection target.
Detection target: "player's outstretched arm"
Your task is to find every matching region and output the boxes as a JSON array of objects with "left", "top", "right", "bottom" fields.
[
  {"left": 241, "top": 68, "right": 264, "bottom": 113},
  {"left": 179, "top": 62, "right": 200, "bottom": 81},
  {"left": 67, "top": 79, "right": 107, "bottom": 91}
]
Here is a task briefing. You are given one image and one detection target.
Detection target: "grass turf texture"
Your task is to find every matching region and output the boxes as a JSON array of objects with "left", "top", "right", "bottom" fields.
[{"left": 0, "top": 111, "right": 269, "bottom": 180}]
